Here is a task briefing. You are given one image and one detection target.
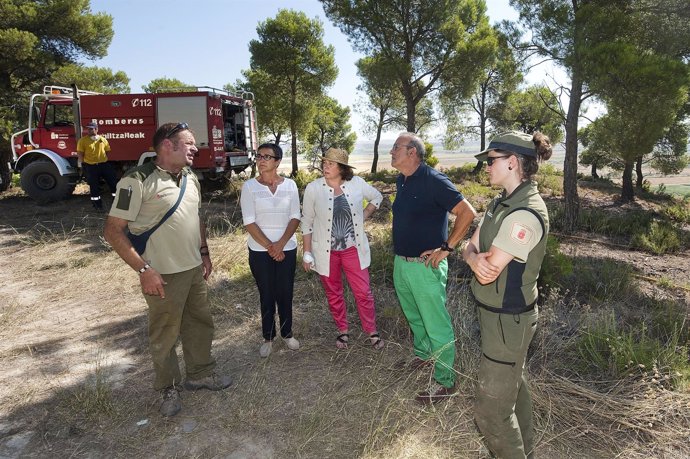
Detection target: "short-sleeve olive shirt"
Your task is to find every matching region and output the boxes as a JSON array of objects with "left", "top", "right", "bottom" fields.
[
  {"left": 490, "top": 210, "right": 544, "bottom": 263},
  {"left": 109, "top": 163, "right": 202, "bottom": 275}
]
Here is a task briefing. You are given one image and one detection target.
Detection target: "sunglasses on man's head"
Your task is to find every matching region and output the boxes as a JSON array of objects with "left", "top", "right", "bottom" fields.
[{"left": 166, "top": 122, "right": 189, "bottom": 139}]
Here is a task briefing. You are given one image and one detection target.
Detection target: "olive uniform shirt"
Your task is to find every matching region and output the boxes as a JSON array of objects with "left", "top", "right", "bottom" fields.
[{"left": 109, "top": 162, "right": 202, "bottom": 275}]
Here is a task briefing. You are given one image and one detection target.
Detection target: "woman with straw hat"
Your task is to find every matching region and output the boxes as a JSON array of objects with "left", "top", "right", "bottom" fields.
[
  {"left": 462, "top": 131, "right": 552, "bottom": 458},
  {"left": 301, "top": 147, "right": 385, "bottom": 349}
]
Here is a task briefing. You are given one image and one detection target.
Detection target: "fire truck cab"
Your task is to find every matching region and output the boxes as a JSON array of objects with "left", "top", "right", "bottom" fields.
[{"left": 11, "top": 85, "right": 258, "bottom": 203}]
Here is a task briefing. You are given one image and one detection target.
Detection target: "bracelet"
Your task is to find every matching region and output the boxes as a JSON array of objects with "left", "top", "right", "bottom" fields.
[
  {"left": 200, "top": 245, "right": 208, "bottom": 250},
  {"left": 138, "top": 263, "right": 151, "bottom": 274},
  {"left": 200, "top": 251, "right": 210, "bottom": 257}
]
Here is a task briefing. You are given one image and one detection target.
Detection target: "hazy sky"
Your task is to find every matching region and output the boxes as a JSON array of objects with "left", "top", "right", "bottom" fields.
[{"left": 87, "top": 0, "right": 529, "bottom": 138}]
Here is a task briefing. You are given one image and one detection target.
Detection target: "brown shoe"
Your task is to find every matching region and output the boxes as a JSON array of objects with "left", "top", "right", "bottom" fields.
[
  {"left": 415, "top": 382, "right": 457, "bottom": 405},
  {"left": 395, "top": 357, "right": 433, "bottom": 372},
  {"left": 184, "top": 373, "right": 233, "bottom": 391},
  {"left": 159, "top": 386, "right": 182, "bottom": 417}
]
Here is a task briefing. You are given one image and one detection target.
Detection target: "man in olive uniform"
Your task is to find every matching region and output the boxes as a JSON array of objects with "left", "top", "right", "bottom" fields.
[{"left": 104, "top": 123, "right": 232, "bottom": 417}]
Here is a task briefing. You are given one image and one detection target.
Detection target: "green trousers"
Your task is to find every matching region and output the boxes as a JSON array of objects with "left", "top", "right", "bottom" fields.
[
  {"left": 475, "top": 306, "right": 539, "bottom": 459},
  {"left": 144, "top": 265, "right": 216, "bottom": 390},
  {"left": 393, "top": 256, "right": 455, "bottom": 388}
]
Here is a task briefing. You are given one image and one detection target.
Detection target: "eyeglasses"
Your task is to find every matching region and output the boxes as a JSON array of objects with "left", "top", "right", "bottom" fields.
[
  {"left": 256, "top": 154, "right": 277, "bottom": 161},
  {"left": 391, "top": 143, "right": 414, "bottom": 151},
  {"left": 486, "top": 155, "right": 510, "bottom": 166},
  {"left": 166, "top": 122, "right": 189, "bottom": 139}
]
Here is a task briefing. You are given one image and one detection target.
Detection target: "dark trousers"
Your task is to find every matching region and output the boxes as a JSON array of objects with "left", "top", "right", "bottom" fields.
[
  {"left": 84, "top": 162, "right": 118, "bottom": 199},
  {"left": 248, "top": 248, "right": 296, "bottom": 341}
]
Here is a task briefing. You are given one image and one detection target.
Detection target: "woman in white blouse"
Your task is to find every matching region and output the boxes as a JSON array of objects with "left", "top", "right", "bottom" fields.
[
  {"left": 301, "top": 148, "right": 384, "bottom": 350},
  {"left": 240, "top": 143, "right": 301, "bottom": 358}
]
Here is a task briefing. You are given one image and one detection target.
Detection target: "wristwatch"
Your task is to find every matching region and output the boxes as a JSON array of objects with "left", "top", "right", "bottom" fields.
[
  {"left": 440, "top": 241, "right": 454, "bottom": 252},
  {"left": 138, "top": 263, "right": 151, "bottom": 274}
]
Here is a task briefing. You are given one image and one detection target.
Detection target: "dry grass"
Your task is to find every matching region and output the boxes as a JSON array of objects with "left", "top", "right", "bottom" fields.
[{"left": 0, "top": 182, "right": 689, "bottom": 458}]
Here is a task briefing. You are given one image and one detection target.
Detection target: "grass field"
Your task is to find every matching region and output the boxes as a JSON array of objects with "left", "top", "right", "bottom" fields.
[{"left": 0, "top": 170, "right": 689, "bottom": 458}]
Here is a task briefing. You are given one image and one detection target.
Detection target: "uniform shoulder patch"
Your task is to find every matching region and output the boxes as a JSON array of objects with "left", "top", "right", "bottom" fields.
[{"left": 510, "top": 222, "right": 533, "bottom": 245}]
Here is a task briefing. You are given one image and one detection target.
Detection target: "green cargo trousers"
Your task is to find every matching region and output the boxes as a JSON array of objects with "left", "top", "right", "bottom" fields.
[
  {"left": 144, "top": 265, "right": 216, "bottom": 391},
  {"left": 475, "top": 305, "right": 539, "bottom": 459},
  {"left": 393, "top": 256, "right": 456, "bottom": 388}
]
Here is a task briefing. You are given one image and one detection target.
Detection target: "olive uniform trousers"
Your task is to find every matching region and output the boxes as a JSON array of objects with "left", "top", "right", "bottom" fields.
[
  {"left": 475, "top": 306, "right": 539, "bottom": 459},
  {"left": 144, "top": 265, "right": 216, "bottom": 390}
]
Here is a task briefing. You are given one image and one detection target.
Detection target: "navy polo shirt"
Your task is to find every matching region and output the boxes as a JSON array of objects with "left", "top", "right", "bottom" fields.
[{"left": 392, "top": 163, "right": 465, "bottom": 257}]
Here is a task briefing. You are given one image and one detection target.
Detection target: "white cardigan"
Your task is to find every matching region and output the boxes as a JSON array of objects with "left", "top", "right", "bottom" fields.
[{"left": 301, "top": 176, "right": 383, "bottom": 276}]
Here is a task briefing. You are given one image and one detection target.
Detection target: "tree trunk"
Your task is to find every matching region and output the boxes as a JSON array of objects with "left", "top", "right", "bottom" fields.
[
  {"left": 562, "top": 73, "right": 583, "bottom": 234},
  {"left": 621, "top": 161, "right": 635, "bottom": 201},
  {"left": 406, "top": 96, "right": 416, "bottom": 133},
  {"left": 635, "top": 156, "right": 644, "bottom": 188},
  {"left": 290, "top": 126, "right": 298, "bottom": 177},
  {"left": 372, "top": 126, "right": 382, "bottom": 174},
  {"left": 472, "top": 116, "right": 487, "bottom": 174},
  {"left": 591, "top": 162, "right": 599, "bottom": 179},
  {"left": 400, "top": 81, "right": 416, "bottom": 133}
]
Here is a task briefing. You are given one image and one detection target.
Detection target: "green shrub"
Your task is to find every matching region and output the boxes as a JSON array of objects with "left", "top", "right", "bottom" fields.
[
  {"left": 577, "top": 312, "right": 690, "bottom": 388},
  {"left": 631, "top": 220, "right": 682, "bottom": 254},
  {"left": 424, "top": 141, "right": 439, "bottom": 168},
  {"left": 539, "top": 235, "right": 573, "bottom": 290},
  {"left": 458, "top": 181, "right": 496, "bottom": 202},
  {"left": 360, "top": 169, "right": 398, "bottom": 184},
  {"left": 368, "top": 226, "right": 394, "bottom": 286},
  {"left": 548, "top": 203, "right": 652, "bottom": 238},
  {"left": 536, "top": 166, "right": 564, "bottom": 196},
  {"left": 293, "top": 169, "right": 320, "bottom": 191},
  {"left": 441, "top": 163, "right": 489, "bottom": 185},
  {"left": 662, "top": 197, "right": 690, "bottom": 224},
  {"left": 646, "top": 297, "right": 689, "bottom": 342},
  {"left": 569, "top": 257, "right": 634, "bottom": 303}
]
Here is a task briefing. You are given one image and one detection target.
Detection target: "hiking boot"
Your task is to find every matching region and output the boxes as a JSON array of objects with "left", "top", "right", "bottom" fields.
[
  {"left": 183, "top": 373, "right": 233, "bottom": 391},
  {"left": 259, "top": 341, "right": 273, "bottom": 358},
  {"left": 159, "top": 386, "right": 182, "bottom": 417},
  {"left": 284, "top": 337, "right": 300, "bottom": 351},
  {"left": 415, "top": 382, "right": 457, "bottom": 405}
]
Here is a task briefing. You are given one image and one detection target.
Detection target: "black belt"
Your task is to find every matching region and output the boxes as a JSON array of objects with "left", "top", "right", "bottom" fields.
[{"left": 475, "top": 300, "right": 536, "bottom": 315}]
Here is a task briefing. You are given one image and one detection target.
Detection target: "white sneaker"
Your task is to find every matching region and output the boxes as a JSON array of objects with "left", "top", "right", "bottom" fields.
[
  {"left": 259, "top": 341, "right": 272, "bottom": 358},
  {"left": 284, "top": 337, "right": 300, "bottom": 351}
]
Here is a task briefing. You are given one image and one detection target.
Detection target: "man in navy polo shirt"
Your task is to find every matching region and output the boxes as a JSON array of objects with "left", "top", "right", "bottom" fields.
[{"left": 391, "top": 131, "right": 477, "bottom": 404}]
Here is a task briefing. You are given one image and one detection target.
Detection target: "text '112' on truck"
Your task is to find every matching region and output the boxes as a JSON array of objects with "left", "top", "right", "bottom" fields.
[{"left": 10, "top": 85, "right": 258, "bottom": 203}]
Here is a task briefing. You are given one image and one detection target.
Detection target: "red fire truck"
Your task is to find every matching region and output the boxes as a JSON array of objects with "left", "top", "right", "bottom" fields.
[{"left": 10, "top": 85, "right": 258, "bottom": 202}]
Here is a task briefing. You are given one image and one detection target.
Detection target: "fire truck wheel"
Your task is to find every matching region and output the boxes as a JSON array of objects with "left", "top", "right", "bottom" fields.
[{"left": 20, "top": 161, "right": 72, "bottom": 203}]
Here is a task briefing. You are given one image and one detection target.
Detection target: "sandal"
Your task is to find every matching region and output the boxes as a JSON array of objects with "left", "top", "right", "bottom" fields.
[
  {"left": 336, "top": 333, "right": 349, "bottom": 349},
  {"left": 369, "top": 333, "right": 384, "bottom": 350}
]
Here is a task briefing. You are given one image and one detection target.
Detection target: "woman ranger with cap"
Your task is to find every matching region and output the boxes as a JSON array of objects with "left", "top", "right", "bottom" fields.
[
  {"left": 301, "top": 148, "right": 385, "bottom": 349},
  {"left": 462, "top": 131, "right": 552, "bottom": 459}
]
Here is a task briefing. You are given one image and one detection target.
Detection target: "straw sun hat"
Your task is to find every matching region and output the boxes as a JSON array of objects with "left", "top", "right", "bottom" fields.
[{"left": 322, "top": 148, "right": 355, "bottom": 169}]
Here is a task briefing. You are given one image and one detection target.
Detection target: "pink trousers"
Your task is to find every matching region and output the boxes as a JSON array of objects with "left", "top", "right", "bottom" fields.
[{"left": 319, "top": 246, "right": 378, "bottom": 334}]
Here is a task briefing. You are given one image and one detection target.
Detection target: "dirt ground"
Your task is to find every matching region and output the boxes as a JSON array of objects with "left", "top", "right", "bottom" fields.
[
  {"left": 0, "top": 181, "right": 689, "bottom": 458},
  {"left": 0, "top": 186, "right": 466, "bottom": 459}
]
